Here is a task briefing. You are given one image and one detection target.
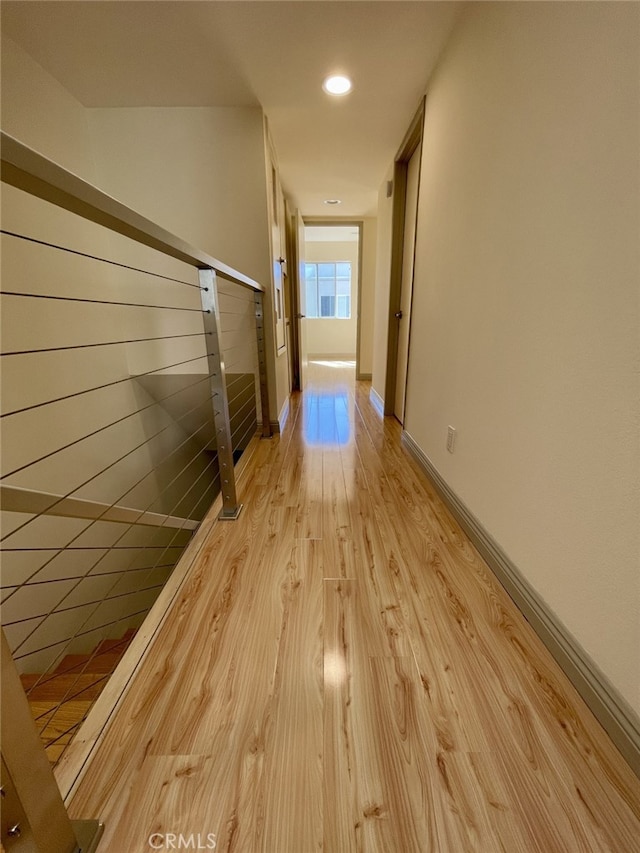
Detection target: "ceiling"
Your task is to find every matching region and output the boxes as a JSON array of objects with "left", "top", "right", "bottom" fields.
[{"left": 1, "top": 1, "right": 460, "bottom": 217}]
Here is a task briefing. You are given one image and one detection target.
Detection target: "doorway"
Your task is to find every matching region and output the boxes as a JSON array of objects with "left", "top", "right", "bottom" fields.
[{"left": 298, "top": 223, "right": 362, "bottom": 382}]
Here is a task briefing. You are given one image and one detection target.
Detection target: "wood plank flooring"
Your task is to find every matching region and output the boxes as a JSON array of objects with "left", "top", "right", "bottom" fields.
[{"left": 69, "top": 361, "right": 640, "bottom": 852}]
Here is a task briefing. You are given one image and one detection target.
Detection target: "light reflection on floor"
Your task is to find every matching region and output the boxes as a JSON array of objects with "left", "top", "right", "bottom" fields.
[
  {"left": 311, "top": 360, "right": 356, "bottom": 369},
  {"left": 302, "top": 391, "right": 351, "bottom": 446},
  {"left": 302, "top": 361, "right": 355, "bottom": 447}
]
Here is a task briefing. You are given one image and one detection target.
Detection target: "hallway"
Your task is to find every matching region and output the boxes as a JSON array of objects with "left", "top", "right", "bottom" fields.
[{"left": 67, "top": 363, "right": 640, "bottom": 852}]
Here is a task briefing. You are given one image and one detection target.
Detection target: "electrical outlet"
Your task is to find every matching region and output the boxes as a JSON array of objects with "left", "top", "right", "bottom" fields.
[{"left": 447, "top": 425, "right": 456, "bottom": 453}]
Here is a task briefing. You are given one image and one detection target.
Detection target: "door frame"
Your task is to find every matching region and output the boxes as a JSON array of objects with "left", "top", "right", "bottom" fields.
[
  {"left": 296, "top": 217, "right": 364, "bottom": 379},
  {"left": 284, "top": 199, "right": 300, "bottom": 390},
  {"left": 383, "top": 99, "right": 425, "bottom": 417},
  {"left": 287, "top": 207, "right": 306, "bottom": 391}
]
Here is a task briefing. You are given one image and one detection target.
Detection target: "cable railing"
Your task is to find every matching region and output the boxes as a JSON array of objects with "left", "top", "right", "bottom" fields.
[{"left": 0, "top": 132, "right": 271, "bottom": 788}]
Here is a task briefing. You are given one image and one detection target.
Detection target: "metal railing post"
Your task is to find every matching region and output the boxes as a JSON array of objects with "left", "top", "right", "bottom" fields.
[
  {"left": 1, "top": 630, "right": 103, "bottom": 852},
  {"left": 199, "top": 269, "right": 242, "bottom": 520},
  {"left": 254, "top": 291, "right": 273, "bottom": 438}
]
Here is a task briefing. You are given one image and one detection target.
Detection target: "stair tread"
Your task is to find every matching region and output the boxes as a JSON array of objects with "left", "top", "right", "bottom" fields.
[
  {"left": 23, "top": 628, "right": 138, "bottom": 764},
  {"left": 95, "top": 631, "right": 136, "bottom": 655},
  {"left": 21, "top": 672, "right": 109, "bottom": 701},
  {"left": 30, "top": 700, "right": 92, "bottom": 736},
  {"left": 54, "top": 650, "right": 127, "bottom": 674}
]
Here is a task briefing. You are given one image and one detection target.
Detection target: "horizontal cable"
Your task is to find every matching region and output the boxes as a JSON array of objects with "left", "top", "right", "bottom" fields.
[
  {"left": 13, "top": 607, "right": 151, "bottom": 660},
  {"left": 6, "top": 392, "right": 222, "bottom": 700},
  {"left": 226, "top": 370, "right": 258, "bottom": 382},
  {"left": 0, "top": 544, "right": 186, "bottom": 552},
  {"left": 216, "top": 288, "right": 255, "bottom": 303},
  {"left": 4, "top": 582, "right": 165, "bottom": 628},
  {"left": 39, "top": 718, "right": 84, "bottom": 750},
  {"left": 2, "top": 563, "right": 175, "bottom": 590},
  {"left": 1, "top": 332, "right": 207, "bottom": 357},
  {"left": 24, "top": 642, "right": 126, "bottom": 698},
  {"left": 225, "top": 368, "right": 257, "bottom": 380},
  {"left": 33, "top": 674, "right": 110, "bottom": 721},
  {"left": 221, "top": 342, "right": 257, "bottom": 354},
  {"left": 227, "top": 383, "right": 256, "bottom": 411},
  {"left": 231, "top": 396, "right": 256, "bottom": 427},
  {"left": 25, "top": 456, "right": 219, "bottom": 704},
  {"left": 1, "top": 134, "right": 261, "bottom": 290},
  {"left": 0, "top": 229, "right": 201, "bottom": 289},
  {"left": 6, "top": 416, "right": 218, "bottom": 649},
  {"left": 0, "top": 562, "right": 175, "bottom": 606},
  {"left": 219, "top": 325, "right": 254, "bottom": 334},
  {"left": 225, "top": 336, "right": 258, "bottom": 350},
  {"left": 1, "top": 352, "right": 212, "bottom": 420},
  {"left": 225, "top": 373, "right": 250, "bottom": 390},
  {"left": 221, "top": 341, "right": 256, "bottom": 354},
  {"left": 36, "top": 703, "right": 82, "bottom": 736},
  {"left": 232, "top": 406, "right": 258, "bottom": 446},
  {"left": 25, "top": 624, "right": 135, "bottom": 700},
  {"left": 23, "top": 637, "right": 131, "bottom": 696},
  {"left": 37, "top": 482, "right": 213, "bottom": 716},
  {"left": 221, "top": 342, "right": 253, "bottom": 353},
  {"left": 107, "top": 469, "right": 218, "bottom": 623},
  {"left": 2, "top": 372, "right": 213, "bottom": 480},
  {"left": 0, "top": 290, "right": 205, "bottom": 313},
  {"left": 225, "top": 359, "right": 258, "bottom": 374},
  {"left": 226, "top": 344, "right": 258, "bottom": 359},
  {"left": 0, "top": 485, "right": 200, "bottom": 532},
  {"left": 169, "top": 466, "right": 219, "bottom": 527},
  {"left": 234, "top": 421, "right": 259, "bottom": 456},
  {"left": 29, "top": 464, "right": 219, "bottom": 713},
  {"left": 1, "top": 387, "right": 216, "bottom": 547},
  {"left": 226, "top": 340, "right": 259, "bottom": 354}
]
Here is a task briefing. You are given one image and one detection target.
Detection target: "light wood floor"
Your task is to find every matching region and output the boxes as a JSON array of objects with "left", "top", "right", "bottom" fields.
[{"left": 69, "top": 361, "right": 640, "bottom": 852}]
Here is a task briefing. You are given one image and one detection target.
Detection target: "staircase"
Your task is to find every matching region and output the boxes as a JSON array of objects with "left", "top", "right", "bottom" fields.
[{"left": 21, "top": 628, "right": 137, "bottom": 764}]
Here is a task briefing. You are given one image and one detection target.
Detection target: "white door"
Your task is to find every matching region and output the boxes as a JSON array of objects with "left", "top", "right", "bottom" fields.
[
  {"left": 394, "top": 148, "right": 420, "bottom": 422},
  {"left": 294, "top": 209, "right": 308, "bottom": 389}
]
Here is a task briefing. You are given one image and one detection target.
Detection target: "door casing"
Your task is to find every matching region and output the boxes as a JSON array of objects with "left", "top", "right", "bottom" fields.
[{"left": 383, "top": 99, "right": 425, "bottom": 417}]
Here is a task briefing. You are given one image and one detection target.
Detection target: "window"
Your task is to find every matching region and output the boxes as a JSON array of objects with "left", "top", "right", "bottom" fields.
[{"left": 304, "top": 262, "right": 351, "bottom": 319}]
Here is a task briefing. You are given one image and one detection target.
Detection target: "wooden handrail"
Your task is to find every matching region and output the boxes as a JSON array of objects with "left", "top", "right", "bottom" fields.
[{"left": 0, "top": 132, "right": 263, "bottom": 292}]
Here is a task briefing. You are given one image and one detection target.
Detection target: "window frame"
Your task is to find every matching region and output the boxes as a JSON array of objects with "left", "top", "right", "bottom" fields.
[{"left": 304, "top": 261, "right": 352, "bottom": 320}]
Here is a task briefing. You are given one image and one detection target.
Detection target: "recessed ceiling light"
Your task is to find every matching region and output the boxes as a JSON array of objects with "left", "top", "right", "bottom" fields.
[
  {"left": 322, "top": 75, "right": 352, "bottom": 96},
  {"left": 324, "top": 199, "right": 342, "bottom": 205}
]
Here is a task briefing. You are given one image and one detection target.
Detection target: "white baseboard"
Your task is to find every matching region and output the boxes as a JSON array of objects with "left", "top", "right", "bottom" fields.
[
  {"left": 270, "top": 396, "right": 290, "bottom": 434},
  {"left": 369, "top": 386, "right": 384, "bottom": 417},
  {"left": 402, "top": 429, "right": 640, "bottom": 779}
]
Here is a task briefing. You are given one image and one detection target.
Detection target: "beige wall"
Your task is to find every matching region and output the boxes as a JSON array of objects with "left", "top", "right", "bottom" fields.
[
  {"left": 87, "top": 107, "right": 271, "bottom": 294},
  {"left": 87, "top": 107, "right": 288, "bottom": 424},
  {"left": 402, "top": 3, "right": 640, "bottom": 712},
  {"left": 1, "top": 35, "right": 97, "bottom": 178},
  {"left": 304, "top": 239, "right": 358, "bottom": 358}
]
